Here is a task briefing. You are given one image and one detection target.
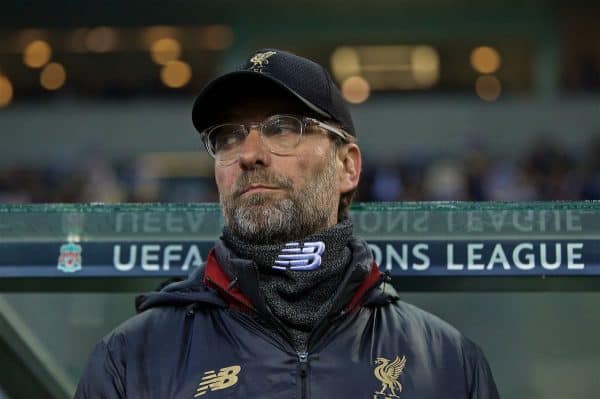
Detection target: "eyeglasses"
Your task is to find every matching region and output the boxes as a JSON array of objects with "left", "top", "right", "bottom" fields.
[{"left": 199, "top": 114, "right": 352, "bottom": 165}]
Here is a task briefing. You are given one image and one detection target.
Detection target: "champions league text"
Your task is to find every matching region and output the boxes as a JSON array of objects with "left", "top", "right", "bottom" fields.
[
  {"left": 368, "top": 242, "right": 586, "bottom": 273},
  {"left": 109, "top": 210, "right": 590, "bottom": 275},
  {"left": 106, "top": 241, "right": 589, "bottom": 276},
  {"left": 2, "top": 209, "right": 596, "bottom": 277}
]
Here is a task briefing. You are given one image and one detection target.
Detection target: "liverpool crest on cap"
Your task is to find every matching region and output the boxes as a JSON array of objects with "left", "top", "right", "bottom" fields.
[{"left": 249, "top": 51, "right": 277, "bottom": 72}]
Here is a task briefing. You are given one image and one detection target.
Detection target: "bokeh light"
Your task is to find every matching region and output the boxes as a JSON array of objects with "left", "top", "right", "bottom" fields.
[
  {"left": 23, "top": 40, "right": 52, "bottom": 68},
  {"left": 411, "top": 45, "right": 440, "bottom": 87},
  {"left": 475, "top": 75, "right": 502, "bottom": 101},
  {"left": 85, "top": 27, "right": 117, "bottom": 53},
  {"left": 40, "top": 62, "right": 67, "bottom": 90},
  {"left": 160, "top": 60, "right": 192, "bottom": 88},
  {"left": 470, "top": 46, "right": 501, "bottom": 74},
  {"left": 198, "top": 25, "right": 234, "bottom": 50},
  {"left": 0, "top": 75, "right": 14, "bottom": 108},
  {"left": 341, "top": 76, "right": 370, "bottom": 104},
  {"left": 331, "top": 46, "right": 361, "bottom": 81},
  {"left": 150, "top": 38, "right": 182, "bottom": 65},
  {"left": 142, "top": 26, "right": 179, "bottom": 49}
]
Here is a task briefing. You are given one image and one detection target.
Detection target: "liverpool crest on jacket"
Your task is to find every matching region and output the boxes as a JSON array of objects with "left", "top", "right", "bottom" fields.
[{"left": 373, "top": 355, "right": 407, "bottom": 398}]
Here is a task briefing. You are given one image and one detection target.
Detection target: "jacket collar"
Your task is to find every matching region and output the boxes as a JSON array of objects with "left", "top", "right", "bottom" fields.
[
  {"left": 135, "top": 244, "right": 399, "bottom": 314},
  {"left": 205, "top": 239, "right": 393, "bottom": 313}
]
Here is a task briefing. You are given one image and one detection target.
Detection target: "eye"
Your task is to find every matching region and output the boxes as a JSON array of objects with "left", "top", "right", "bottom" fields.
[
  {"left": 210, "top": 125, "right": 245, "bottom": 152},
  {"left": 263, "top": 116, "right": 301, "bottom": 138}
]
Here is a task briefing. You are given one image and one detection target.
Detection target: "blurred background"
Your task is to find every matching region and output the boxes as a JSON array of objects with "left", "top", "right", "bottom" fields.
[
  {"left": 2, "top": 1, "right": 600, "bottom": 398},
  {"left": 1, "top": 0, "right": 600, "bottom": 204}
]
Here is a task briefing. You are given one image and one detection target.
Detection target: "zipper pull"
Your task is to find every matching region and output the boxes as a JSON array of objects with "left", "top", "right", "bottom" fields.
[{"left": 297, "top": 352, "right": 309, "bottom": 376}]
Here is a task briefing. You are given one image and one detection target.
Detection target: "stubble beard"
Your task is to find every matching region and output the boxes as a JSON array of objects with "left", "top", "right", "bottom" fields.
[{"left": 221, "top": 153, "right": 338, "bottom": 244}]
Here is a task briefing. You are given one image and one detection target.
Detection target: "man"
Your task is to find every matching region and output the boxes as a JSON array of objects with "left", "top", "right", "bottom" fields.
[{"left": 75, "top": 49, "right": 499, "bottom": 398}]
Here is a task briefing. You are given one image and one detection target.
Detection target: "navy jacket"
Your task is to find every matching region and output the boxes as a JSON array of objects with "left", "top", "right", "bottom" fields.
[{"left": 75, "top": 246, "right": 499, "bottom": 399}]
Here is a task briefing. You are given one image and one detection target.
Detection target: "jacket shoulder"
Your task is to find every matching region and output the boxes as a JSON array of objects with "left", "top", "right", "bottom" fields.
[
  {"left": 387, "top": 299, "right": 464, "bottom": 340},
  {"left": 88, "top": 307, "right": 184, "bottom": 365},
  {"left": 74, "top": 306, "right": 204, "bottom": 399},
  {"left": 135, "top": 265, "right": 228, "bottom": 312},
  {"left": 382, "top": 299, "right": 499, "bottom": 397},
  {"left": 364, "top": 279, "right": 474, "bottom": 346}
]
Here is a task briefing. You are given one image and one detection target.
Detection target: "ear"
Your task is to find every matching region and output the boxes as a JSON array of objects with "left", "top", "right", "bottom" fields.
[{"left": 336, "top": 143, "right": 362, "bottom": 195}]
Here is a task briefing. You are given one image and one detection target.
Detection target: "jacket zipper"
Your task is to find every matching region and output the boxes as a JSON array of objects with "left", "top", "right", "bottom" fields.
[
  {"left": 297, "top": 351, "right": 309, "bottom": 399},
  {"left": 210, "top": 269, "right": 385, "bottom": 398}
]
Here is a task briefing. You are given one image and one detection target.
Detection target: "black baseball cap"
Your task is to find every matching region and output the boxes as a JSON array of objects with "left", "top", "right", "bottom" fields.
[{"left": 192, "top": 48, "right": 356, "bottom": 136}]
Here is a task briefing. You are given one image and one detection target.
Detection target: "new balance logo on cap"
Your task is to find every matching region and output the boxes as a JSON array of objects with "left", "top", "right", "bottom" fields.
[{"left": 273, "top": 241, "right": 325, "bottom": 271}]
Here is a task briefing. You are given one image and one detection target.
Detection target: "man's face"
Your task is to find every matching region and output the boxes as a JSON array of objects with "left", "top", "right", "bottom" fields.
[{"left": 214, "top": 96, "right": 343, "bottom": 244}]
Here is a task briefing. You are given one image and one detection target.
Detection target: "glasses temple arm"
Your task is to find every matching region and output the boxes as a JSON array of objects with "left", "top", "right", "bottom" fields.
[{"left": 309, "top": 119, "right": 352, "bottom": 141}]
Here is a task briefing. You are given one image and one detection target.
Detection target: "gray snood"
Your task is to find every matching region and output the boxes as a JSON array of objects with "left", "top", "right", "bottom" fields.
[{"left": 220, "top": 218, "right": 354, "bottom": 351}]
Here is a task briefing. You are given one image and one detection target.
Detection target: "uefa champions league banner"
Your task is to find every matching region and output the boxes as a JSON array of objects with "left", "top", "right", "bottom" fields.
[
  {"left": 1, "top": 203, "right": 600, "bottom": 278},
  {"left": 0, "top": 239, "right": 599, "bottom": 278}
]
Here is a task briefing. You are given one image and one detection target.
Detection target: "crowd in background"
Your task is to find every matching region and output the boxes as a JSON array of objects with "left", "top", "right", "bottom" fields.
[
  {"left": 2, "top": 134, "right": 600, "bottom": 204},
  {"left": 359, "top": 134, "right": 600, "bottom": 202}
]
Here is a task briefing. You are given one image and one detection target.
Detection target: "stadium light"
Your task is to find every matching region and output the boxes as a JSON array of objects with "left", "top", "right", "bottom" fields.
[
  {"left": 0, "top": 74, "right": 14, "bottom": 107},
  {"left": 470, "top": 46, "right": 501, "bottom": 74},
  {"left": 23, "top": 40, "right": 52, "bottom": 69},
  {"left": 342, "top": 75, "right": 370, "bottom": 104},
  {"left": 475, "top": 75, "right": 501, "bottom": 101},
  {"left": 40, "top": 62, "right": 67, "bottom": 90},
  {"left": 150, "top": 38, "right": 182, "bottom": 65},
  {"left": 160, "top": 60, "right": 192, "bottom": 88}
]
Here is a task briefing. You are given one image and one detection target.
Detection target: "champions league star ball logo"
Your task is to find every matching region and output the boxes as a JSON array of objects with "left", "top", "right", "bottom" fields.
[{"left": 57, "top": 242, "right": 83, "bottom": 273}]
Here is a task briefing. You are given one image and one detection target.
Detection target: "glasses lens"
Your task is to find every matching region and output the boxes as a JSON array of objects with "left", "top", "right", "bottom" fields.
[
  {"left": 208, "top": 124, "right": 246, "bottom": 161},
  {"left": 262, "top": 115, "right": 302, "bottom": 153}
]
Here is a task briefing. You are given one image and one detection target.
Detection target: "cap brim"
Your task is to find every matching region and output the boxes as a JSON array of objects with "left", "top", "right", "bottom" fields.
[{"left": 192, "top": 71, "right": 331, "bottom": 133}]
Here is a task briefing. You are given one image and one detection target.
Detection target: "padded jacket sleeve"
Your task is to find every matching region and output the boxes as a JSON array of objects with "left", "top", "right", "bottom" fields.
[
  {"left": 73, "top": 336, "right": 126, "bottom": 399},
  {"left": 463, "top": 338, "right": 500, "bottom": 399}
]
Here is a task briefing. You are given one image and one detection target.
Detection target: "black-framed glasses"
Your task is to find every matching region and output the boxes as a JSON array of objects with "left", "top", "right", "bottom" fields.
[{"left": 199, "top": 114, "right": 352, "bottom": 165}]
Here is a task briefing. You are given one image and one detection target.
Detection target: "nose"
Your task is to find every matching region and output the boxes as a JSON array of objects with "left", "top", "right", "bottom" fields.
[{"left": 237, "top": 127, "right": 270, "bottom": 169}]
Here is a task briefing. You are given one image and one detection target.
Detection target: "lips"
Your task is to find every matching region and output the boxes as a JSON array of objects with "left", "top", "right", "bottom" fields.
[
  {"left": 233, "top": 171, "right": 293, "bottom": 198},
  {"left": 239, "top": 184, "right": 280, "bottom": 196}
]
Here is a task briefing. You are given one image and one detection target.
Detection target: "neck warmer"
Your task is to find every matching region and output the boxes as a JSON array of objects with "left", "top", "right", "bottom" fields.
[{"left": 219, "top": 218, "right": 364, "bottom": 351}]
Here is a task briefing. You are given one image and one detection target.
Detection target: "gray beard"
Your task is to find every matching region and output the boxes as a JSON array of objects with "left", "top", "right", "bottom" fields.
[{"left": 221, "top": 153, "right": 337, "bottom": 244}]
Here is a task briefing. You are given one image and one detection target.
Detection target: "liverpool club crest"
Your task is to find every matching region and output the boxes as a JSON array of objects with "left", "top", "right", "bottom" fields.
[
  {"left": 373, "top": 355, "right": 407, "bottom": 398},
  {"left": 57, "top": 242, "right": 82, "bottom": 273},
  {"left": 249, "top": 51, "right": 277, "bottom": 72}
]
